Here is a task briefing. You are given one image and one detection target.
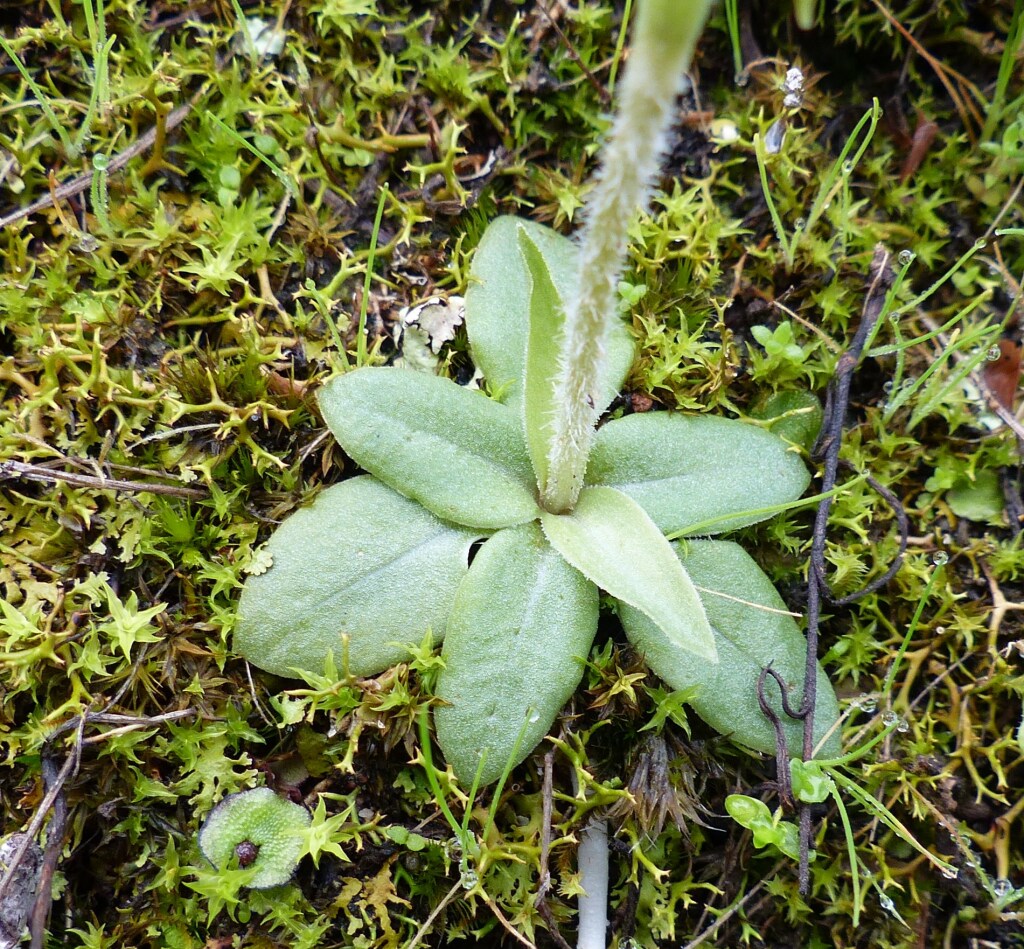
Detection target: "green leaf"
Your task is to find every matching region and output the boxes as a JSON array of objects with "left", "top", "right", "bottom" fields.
[
  {"left": 519, "top": 226, "right": 565, "bottom": 494},
  {"left": 465, "top": 215, "right": 633, "bottom": 411},
  {"left": 434, "top": 523, "right": 598, "bottom": 786},
  {"left": 236, "top": 477, "right": 481, "bottom": 678},
  {"left": 617, "top": 539, "right": 841, "bottom": 757},
  {"left": 748, "top": 390, "right": 823, "bottom": 453},
  {"left": 586, "top": 412, "right": 810, "bottom": 536},
  {"left": 539, "top": 486, "right": 716, "bottom": 661},
  {"left": 724, "top": 794, "right": 806, "bottom": 861},
  {"left": 319, "top": 367, "right": 539, "bottom": 529},
  {"left": 724, "top": 793, "right": 772, "bottom": 831},
  {"left": 789, "top": 759, "right": 834, "bottom": 804},
  {"left": 947, "top": 469, "right": 1004, "bottom": 522}
]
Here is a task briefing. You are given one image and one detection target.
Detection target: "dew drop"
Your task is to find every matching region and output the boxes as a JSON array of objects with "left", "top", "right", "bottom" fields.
[
  {"left": 987, "top": 345, "right": 1002, "bottom": 361},
  {"left": 993, "top": 877, "right": 1013, "bottom": 899},
  {"left": 883, "top": 381, "right": 894, "bottom": 393},
  {"left": 879, "top": 892, "right": 896, "bottom": 913},
  {"left": 734, "top": 71, "right": 750, "bottom": 87},
  {"left": 528, "top": 711, "right": 540, "bottom": 724},
  {"left": 92, "top": 153, "right": 110, "bottom": 171},
  {"left": 856, "top": 694, "right": 878, "bottom": 713},
  {"left": 896, "top": 717, "right": 910, "bottom": 733},
  {"left": 794, "top": 217, "right": 806, "bottom": 230},
  {"left": 460, "top": 868, "right": 479, "bottom": 890},
  {"left": 975, "top": 237, "right": 988, "bottom": 249},
  {"left": 935, "top": 626, "right": 946, "bottom": 635},
  {"left": 710, "top": 119, "right": 740, "bottom": 143},
  {"left": 842, "top": 160, "right": 854, "bottom": 175},
  {"left": 941, "top": 865, "right": 959, "bottom": 880},
  {"left": 932, "top": 551, "right": 949, "bottom": 566},
  {"left": 897, "top": 249, "right": 916, "bottom": 266},
  {"left": 881, "top": 710, "right": 899, "bottom": 727}
]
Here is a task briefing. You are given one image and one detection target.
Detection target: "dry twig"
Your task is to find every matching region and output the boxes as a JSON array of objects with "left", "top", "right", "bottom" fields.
[{"left": 1, "top": 460, "right": 207, "bottom": 499}]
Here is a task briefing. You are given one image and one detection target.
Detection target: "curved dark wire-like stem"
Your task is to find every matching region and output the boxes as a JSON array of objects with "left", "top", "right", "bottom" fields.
[
  {"left": 757, "top": 667, "right": 799, "bottom": 808},
  {"left": 790, "top": 246, "right": 897, "bottom": 892}
]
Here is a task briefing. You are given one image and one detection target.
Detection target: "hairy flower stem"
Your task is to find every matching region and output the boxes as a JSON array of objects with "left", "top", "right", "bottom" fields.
[{"left": 541, "top": 0, "right": 713, "bottom": 513}]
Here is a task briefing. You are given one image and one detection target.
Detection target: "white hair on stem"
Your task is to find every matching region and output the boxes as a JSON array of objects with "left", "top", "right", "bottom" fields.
[
  {"left": 541, "top": 0, "right": 713, "bottom": 514},
  {"left": 550, "top": 5, "right": 714, "bottom": 949}
]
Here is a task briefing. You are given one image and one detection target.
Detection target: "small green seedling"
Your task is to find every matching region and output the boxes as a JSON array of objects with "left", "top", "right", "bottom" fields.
[
  {"left": 235, "top": 0, "right": 841, "bottom": 785},
  {"left": 726, "top": 567, "right": 957, "bottom": 926},
  {"left": 725, "top": 793, "right": 806, "bottom": 862},
  {"left": 197, "top": 788, "right": 310, "bottom": 890}
]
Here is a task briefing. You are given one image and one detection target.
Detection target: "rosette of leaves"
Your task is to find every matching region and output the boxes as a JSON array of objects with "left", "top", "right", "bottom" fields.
[
  {"left": 236, "top": 217, "right": 841, "bottom": 784},
  {"left": 197, "top": 788, "right": 310, "bottom": 889}
]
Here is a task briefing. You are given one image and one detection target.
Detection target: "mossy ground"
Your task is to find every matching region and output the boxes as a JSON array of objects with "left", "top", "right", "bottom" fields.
[{"left": 1, "top": 1, "right": 1023, "bottom": 946}]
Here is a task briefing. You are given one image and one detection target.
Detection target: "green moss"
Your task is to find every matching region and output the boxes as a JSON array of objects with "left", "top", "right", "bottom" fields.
[{"left": 1, "top": 0, "right": 1022, "bottom": 944}]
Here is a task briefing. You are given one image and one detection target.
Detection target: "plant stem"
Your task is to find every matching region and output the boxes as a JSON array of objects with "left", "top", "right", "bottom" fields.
[
  {"left": 576, "top": 819, "right": 609, "bottom": 949},
  {"left": 542, "top": 0, "right": 712, "bottom": 513},
  {"left": 792, "top": 0, "right": 818, "bottom": 30}
]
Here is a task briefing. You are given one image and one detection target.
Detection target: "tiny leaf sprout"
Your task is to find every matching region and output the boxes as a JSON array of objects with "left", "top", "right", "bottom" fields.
[{"left": 725, "top": 794, "right": 807, "bottom": 862}]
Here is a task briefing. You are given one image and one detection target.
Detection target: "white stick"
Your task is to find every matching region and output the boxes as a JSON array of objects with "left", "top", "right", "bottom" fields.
[{"left": 576, "top": 819, "right": 610, "bottom": 949}]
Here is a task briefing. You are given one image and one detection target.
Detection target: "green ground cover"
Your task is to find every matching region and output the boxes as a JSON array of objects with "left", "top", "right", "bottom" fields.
[{"left": 1, "top": 1, "right": 1023, "bottom": 946}]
